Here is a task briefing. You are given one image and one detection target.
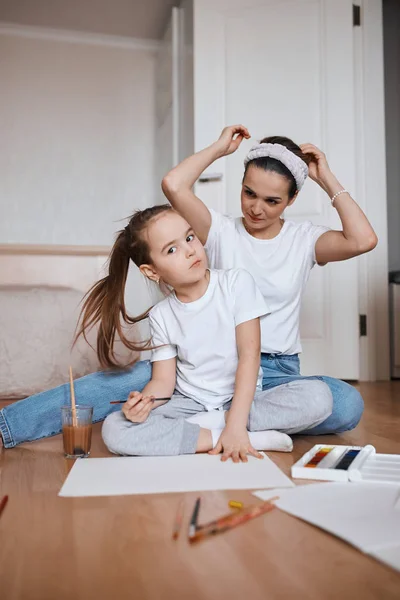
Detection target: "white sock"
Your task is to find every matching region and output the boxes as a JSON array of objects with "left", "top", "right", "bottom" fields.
[
  {"left": 249, "top": 430, "right": 293, "bottom": 452},
  {"left": 211, "top": 429, "right": 293, "bottom": 453},
  {"left": 211, "top": 428, "right": 222, "bottom": 448},
  {"left": 186, "top": 410, "right": 226, "bottom": 429}
]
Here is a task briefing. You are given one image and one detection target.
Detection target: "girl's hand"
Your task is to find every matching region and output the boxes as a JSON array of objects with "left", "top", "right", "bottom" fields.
[
  {"left": 122, "top": 391, "right": 154, "bottom": 423},
  {"left": 215, "top": 125, "right": 251, "bottom": 157},
  {"left": 208, "top": 425, "right": 263, "bottom": 463},
  {"left": 300, "top": 143, "right": 332, "bottom": 186}
]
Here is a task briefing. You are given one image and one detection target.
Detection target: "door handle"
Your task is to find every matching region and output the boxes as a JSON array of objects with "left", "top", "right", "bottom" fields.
[{"left": 198, "top": 173, "right": 223, "bottom": 183}]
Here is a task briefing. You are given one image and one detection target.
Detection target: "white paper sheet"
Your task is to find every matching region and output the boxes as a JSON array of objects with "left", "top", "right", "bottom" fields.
[
  {"left": 370, "top": 545, "right": 400, "bottom": 572},
  {"left": 59, "top": 453, "right": 294, "bottom": 497},
  {"left": 253, "top": 488, "right": 295, "bottom": 503},
  {"left": 254, "top": 482, "right": 400, "bottom": 572}
]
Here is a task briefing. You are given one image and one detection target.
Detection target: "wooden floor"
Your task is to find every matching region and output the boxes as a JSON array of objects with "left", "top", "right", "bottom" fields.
[{"left": 1, "top": 382, "right": 400, "bottom": 600}]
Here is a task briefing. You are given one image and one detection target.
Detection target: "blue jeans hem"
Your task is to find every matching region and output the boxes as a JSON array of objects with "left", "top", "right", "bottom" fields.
[{"left": 0, "top": 409, "right": 14, "bottom": 448}]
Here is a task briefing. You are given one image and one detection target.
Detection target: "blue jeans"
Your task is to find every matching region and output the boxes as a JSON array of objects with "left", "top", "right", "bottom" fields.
[
  {"left": 260, "top": 353, "right": 363, "bottom": 435},
  {"left": 0, "top": 355, "right": 363, "bottom": 448}
]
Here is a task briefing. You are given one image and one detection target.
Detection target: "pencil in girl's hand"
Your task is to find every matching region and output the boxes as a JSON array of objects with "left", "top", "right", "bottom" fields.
[
  {"left": 172, "top": 499, "right": 185, "bottom": 540},
  {"left": 0, "top": 495, "right": 9, "bottom": 520},
  {"left": 110, "top": 397, "right": 171, "bottom": 405}
]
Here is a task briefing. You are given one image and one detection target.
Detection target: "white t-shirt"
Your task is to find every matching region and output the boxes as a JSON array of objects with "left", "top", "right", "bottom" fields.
[
  {"left": 205, "top": 210, "right": 329, "bottom": 355},
  {"left": 149, "top": 268, "right": 269, "bottom": 409}
]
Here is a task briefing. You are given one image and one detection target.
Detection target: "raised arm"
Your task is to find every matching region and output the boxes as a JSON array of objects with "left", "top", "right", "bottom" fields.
[
  {"left": 162, "top": 125, "right": 250, "bottom": 244},
  {"left": 300, "top": 144, "right": 378, "bottom": 265}
]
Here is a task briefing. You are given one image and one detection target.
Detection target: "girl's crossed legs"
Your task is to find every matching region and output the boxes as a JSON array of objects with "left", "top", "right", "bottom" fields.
[{"left": 102, "top": 379, "right": 333, "bottom": 456}]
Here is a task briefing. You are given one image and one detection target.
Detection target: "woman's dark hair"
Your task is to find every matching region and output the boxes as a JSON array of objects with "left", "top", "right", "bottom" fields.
[
  {"left": 244, "top": 135, "right": 310, "bottom": 199},
  {"left": 74, "top": 204, "right": 172, "bottom": 369}
]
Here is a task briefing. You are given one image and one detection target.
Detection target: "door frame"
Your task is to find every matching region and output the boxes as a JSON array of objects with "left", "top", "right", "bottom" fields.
[{"left": 355, "top": 0, "right": 390, "bottom": 380}]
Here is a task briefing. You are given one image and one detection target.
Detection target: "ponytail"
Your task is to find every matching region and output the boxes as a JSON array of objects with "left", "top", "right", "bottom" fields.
[
  {"left": 74, "top": 233, "right": 150, "bottom": 369},
  {"left": 75, "top": 204, "right": 171, "bottom": 369}
]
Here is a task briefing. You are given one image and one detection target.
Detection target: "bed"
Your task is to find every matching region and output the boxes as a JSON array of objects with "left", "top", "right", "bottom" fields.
[{"left": 0, "top": 244, "right": 153, "bottom": 399}]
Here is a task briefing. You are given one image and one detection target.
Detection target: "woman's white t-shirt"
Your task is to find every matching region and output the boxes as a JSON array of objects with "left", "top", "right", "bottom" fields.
[
  {"left": 205, "top": 210, "right": 329, "bottom": 355},
  {"left": 149, "top": 268, "right": 269, "bottom": 409}
]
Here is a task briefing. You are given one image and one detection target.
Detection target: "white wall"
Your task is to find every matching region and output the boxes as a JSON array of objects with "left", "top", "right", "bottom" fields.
[
  {"left": 383, "top": 0, "right": 400, "bottom": 273},
  {"left": 0, "top": 0, "right": 176, "bottom": 39},
  {"left": 0, "top": 31, "right": 156, "bottom": 246}
]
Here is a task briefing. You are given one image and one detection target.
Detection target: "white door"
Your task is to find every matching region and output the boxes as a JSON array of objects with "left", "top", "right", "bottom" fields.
[{"left": 192, "top": 0, "right": 359, "bottom": 379}]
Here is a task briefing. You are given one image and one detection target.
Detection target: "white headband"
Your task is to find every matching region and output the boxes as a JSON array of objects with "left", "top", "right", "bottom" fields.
[{"left": 244, "top": 143, "right": 308, "bottom": 191}]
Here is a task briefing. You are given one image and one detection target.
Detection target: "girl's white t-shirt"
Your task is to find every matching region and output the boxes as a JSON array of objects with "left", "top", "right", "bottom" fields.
[
  {"left": 204, "top": 209, "right": 329, "bottom": 355},
  {"left": 149, "top": 268, "right": 269, "bottom": 409}
]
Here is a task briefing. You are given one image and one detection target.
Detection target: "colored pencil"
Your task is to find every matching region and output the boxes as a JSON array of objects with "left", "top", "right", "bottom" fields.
[
  {"left": 0, "top": 495, "right": 8, "bottom": 519},
  {"left": 188, "top": 497, "right": 201, "bottom": 538},
  {"left": 69, "top": 366, "right": 77, "bottom": 427},
  {"left": 110, "top": 397, "right": 171, "bottom": 405},
  {"left": 189, "top": 497, "right": 278, "bottom": 543},
  {"left": 172, "top": 499, "right": 185, "bottom": 540},
  {"left": 228, "top": 500, "right": 243, "bottom": 509}
]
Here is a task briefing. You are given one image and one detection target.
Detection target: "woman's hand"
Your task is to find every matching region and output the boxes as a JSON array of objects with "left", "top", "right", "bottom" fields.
[
  {"left": 208, "top": 424, "right": 263, "bottom": 463},
  {"left": 215, "top": 125, "right": 251, "bottom": 158},
  {"left": 300, "top": 143, "right": 333, "bottom": 188},
  {"left": 122, "top": 391, "right": 154, "bottom": 423}
]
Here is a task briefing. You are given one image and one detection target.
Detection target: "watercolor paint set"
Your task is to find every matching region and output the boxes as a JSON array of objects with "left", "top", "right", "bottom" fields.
[{"left": 291, "top": 444, "right": 400, "bottom": 484}]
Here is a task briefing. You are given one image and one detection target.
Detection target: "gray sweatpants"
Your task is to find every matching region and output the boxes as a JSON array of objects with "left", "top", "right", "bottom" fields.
[{"left": 102, "top": 379, "right": 332, "bottom": 456}]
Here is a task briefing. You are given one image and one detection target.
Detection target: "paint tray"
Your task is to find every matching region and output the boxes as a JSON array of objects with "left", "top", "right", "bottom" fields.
[{"left": 291, "top": 444, "right": 400, "bottom": 484}]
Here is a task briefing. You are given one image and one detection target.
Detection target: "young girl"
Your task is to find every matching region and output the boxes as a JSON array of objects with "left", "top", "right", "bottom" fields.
[{"left": 80, "top": 205, "right": 332, "bottom": 460}]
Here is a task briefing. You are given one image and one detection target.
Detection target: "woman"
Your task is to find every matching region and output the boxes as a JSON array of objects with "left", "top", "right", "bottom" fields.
[
  {"left": 161, "top": 125, "right": 377, "bottom": 436},
  {"left": 0, "top": 126, "right": 375, "bottom": 448}
]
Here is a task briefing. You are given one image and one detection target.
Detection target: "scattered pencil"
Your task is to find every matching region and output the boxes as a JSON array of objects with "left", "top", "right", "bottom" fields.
[
  {"left": 189, "top": 497, "right": 278, "bottom": 543},
  {"left": 0, "top": 495, "right": 9, "bottom": 520},
  {"left": 172, "top": 499, "right": 185, "bottom": 540},
  {"left": 110, "top": 397, "right": 171, "bottom": 405},
  {"left": 228, "top": 500, "right": 243, "bottom": 509},
  {"left": 188, "top": 497, "right": 201, "bottom": 538}
]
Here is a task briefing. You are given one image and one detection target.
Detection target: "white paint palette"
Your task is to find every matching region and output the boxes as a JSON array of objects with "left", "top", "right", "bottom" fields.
[
  {"left": 292, "top": 444, "right": 400, "bottom": 485},
  {"left": 349, "top": 446, "right": 400, "bottom": 485}
]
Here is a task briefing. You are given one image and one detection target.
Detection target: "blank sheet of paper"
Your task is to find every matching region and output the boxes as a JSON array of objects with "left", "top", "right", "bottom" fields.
[
  {"left": 370, "top": 545, "right": 400, "bottom": 572},
  {"left": 59, "top": 453, "right": 294, "bottom": 497},
  {"left": 254, "top": 482, "right": 400, "bottom": 572}
]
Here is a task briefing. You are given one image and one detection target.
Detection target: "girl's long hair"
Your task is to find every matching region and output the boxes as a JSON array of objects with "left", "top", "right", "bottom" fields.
[{"left": 74, "top": 204, "right": 171, "bottom": 369}]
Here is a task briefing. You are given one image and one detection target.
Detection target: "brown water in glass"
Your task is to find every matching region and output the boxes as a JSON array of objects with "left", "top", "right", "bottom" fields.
[{"left": 62, "top": 424, "right": 92, "bottom": 457}]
